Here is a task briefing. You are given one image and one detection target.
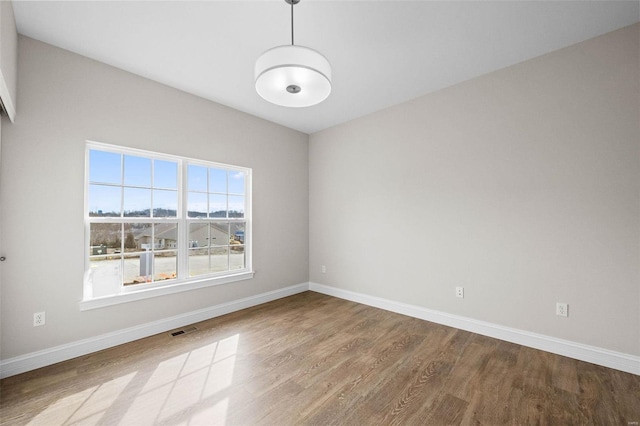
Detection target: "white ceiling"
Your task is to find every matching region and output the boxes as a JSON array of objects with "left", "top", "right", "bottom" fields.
[{"left": 12, "top": 1, "right": 640, "bottom": 134}]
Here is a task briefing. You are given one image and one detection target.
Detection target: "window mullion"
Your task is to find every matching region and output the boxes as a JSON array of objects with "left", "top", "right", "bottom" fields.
[
  {"left": 150, "top": 159, "right": 155, "bottom": 218},
  {"left": 177, "top": 159, "right": 188, "bottom": 279},
  {"left": 119, "top": 153, "right": 125, "bottom": 218}
]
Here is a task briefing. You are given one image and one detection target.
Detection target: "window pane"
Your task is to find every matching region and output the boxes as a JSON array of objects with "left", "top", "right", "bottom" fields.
[
  {"left": 228, "top": 195, "right": 244, "bottom": 218},
  {"left": 90, "top": 223, "right": 122, "bottom": 254},
  {"left": 209, "top": 168, "right": 227, "bottom": 193},
  {"left": 188, "top": 165, "right": 207, "bottom": 191},
  {"left": 153, "top": 189, "right": 178, "bottom": 217},
  {"left": 188, "top": 222, "right": 209, "bottom": 248},
  {"left": 228, "top": 171, "right": 245, "bottom": 195},
  {"left": 154, "top": 223, "right": 178, "bottom": 250},
  {"left": 124, "top": 223, "right": 151, "bottom": 252},
  {"left": 188, "top": 192, "right": 207, "bottom": 218},
  {"left": 189, "top": 247, "right": 210, "bottom": 277},
  {"left": 123, "top": 188, "right": 151, "bottom": 217},
  {"left": 124, "top": 253, "right": 149, "bottom": 285},
  {"left": 230, "top": 222, "right": 245, "bottom": 244},
  {"left": 89, "top": 150, "right": 121, "bottom": 184},
  {"left": 210, "top": 222, "right": 230, "bottom": 246},
  {"left": 124, "top": 155, "right": 152, "bottom": 187},
  {"left": 211, "top": 246, "right": 229, "bottom": 273},
  {"left": 209, "top": 194, "right": 227, "bottom": 218},
  {"left": 230, "top": 245, "right": 245, "bottom": 270},
  {"left": 154, "top": 251, "right": 177, "bottom": 281},
  {"left": 154, "top": 160, "right": 178, "bottom": 189},
  {"left": 89, "top": 185, "right": 121, "bottom": 217},
  {"left": 88, "top": 256, "right": 122, "bottom": 297}
]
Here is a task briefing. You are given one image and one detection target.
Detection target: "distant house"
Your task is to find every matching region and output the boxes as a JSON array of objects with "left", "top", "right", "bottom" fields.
[
  {"left": 134, "top": 222, "right": 238, "bottom": 251},
  {"left": 134, "top": 225, "right": 178, "bottom": 250}
]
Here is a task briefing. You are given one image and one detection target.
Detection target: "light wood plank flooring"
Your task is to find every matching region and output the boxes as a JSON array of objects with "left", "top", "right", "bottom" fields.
[{"left": 1, "top": 291, "right": 639, "bottom": 425}]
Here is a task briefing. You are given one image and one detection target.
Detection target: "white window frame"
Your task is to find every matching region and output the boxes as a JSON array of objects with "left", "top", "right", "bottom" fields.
[{"left": 81, "top": 141, "right": 253, "bottom": 310}]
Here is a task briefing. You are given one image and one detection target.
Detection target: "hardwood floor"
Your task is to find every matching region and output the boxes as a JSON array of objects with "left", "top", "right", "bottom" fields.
[{"left": 1, "top": 291, "right": 639, "bottom": 425}]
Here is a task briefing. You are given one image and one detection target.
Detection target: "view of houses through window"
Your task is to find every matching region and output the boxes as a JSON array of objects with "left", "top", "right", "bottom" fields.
[{"left": 85, "top": 142, "right": 250, "bottom": 298}]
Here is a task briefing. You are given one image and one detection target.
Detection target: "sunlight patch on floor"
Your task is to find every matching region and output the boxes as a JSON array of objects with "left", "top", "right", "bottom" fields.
[
  {"left": 130, "top": 333, "right": 239, "bottom": 425},
  {"left": 25, "top": 334, "right": 240, "bottom": 425},
  {"left": 186, "top": 397, "right": 230, "bottom": 426},
  {"left": 28, "top": 372, "right": 136, "bottom": 425}
]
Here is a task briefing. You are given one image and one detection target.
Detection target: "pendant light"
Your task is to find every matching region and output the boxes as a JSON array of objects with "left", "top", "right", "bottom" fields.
[{"left": 255, "top": 0, "right": 332, "bottom": 107}]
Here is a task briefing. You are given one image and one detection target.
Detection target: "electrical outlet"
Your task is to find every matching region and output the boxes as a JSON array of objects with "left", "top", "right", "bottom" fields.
[
  {"left": 455, "top": 287, "right": 464, "bottom": 298},
  {"left": 556, "top": 302, "right": 568, "bottom": 317},
  {"left": 321, "top": 265, "right": 326, "bottom": 273},
  {"left": 33, "top": 311, "right": 46, "bottom": 327}
]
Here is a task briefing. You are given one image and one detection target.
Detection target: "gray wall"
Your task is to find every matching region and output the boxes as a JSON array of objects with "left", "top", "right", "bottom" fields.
[
  {"left": 309, "top": 24, "right": 639, "bottom": 356},
  {"left": 0, "top": 36, "right": 309, "bottom": 359}
]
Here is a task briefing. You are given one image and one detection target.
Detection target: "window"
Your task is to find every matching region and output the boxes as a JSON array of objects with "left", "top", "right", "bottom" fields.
[{"left": 84, "top": 142, "right": 252, "bottom": 307}]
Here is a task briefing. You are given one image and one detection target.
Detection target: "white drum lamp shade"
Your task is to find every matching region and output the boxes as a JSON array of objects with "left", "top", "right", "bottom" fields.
[{"left": 255, "top": 45, "right": 332, "bottom": 108}]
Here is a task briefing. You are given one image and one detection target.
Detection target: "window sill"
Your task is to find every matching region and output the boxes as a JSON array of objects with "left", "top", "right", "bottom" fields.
[{"left": 80, "top": 271, "right": 255, "bottom": 311}]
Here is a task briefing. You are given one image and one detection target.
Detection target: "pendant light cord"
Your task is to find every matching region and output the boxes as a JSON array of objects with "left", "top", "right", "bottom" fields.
[{"left": 290, "top": 0, "right": 294, "bottom": 45}]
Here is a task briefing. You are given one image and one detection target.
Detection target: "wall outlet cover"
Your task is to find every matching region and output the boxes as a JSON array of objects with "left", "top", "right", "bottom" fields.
[
  {"left": 33, "top": 312, "right": 46, "bottom": 327},
  {"left": 556, "top": 302, "right": 568, "bottom": 317}
]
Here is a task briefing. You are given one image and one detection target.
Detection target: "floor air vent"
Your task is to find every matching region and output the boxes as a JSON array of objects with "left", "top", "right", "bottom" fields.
[{"left": 170, "top": 326, "right": 198, "bottom": 337}]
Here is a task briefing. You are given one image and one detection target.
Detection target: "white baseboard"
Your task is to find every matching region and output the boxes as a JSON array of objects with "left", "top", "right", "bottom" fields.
[
  {"left": 309, "top": 282, "right": 640, "bottom": 376},
  {"left": 0, "top": 283, "right": 309, "bottom": 379},
  {"left": 3, "top": 282, "right": 638, "bottom": 378}
]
